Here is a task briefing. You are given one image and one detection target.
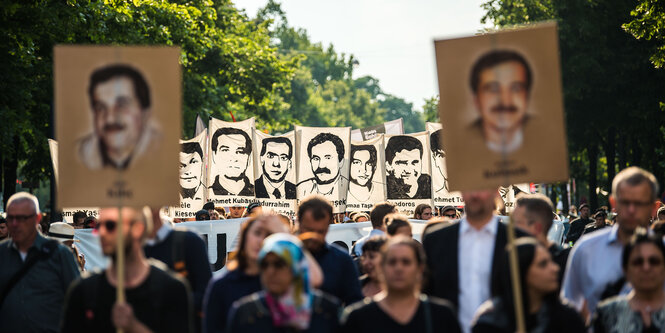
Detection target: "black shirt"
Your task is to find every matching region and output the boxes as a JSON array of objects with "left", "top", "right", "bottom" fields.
[
  {"left": 61, "top": 263, "right": 193, "bottom": 333},
  {"left": 342, "top": 296, "right": 462, "bottom": 333}
]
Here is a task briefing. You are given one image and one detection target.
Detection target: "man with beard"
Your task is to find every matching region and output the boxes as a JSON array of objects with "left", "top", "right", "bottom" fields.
[
  {"left": 470, "top": 50, "right": 532, "bottom": 154},
  {"left": 347, "top": 145, "right": 377, "bottom": 203},
  {"left": 62, "top": 207, "right": 193, "bottom": 332},
  {"left": 430, "top": 129, "right": 449, "bottom": 194},
  {"left": 179, "top": 142, "right": 205, "bottom": 202},
  {"left": 385, "top": 136, "right": 431, "bottom": 199},
  {"left": 298, "top": 133, "right": 346, "bottom": 198},
  {"left": 78, "top": 64, "right": 162, "bottom": 170},
  {"left": 255, "top": 137, "right": 296, "bottom": 199},
  {"left": 209, "top": 127, "right": 254, "bottom": 196}
]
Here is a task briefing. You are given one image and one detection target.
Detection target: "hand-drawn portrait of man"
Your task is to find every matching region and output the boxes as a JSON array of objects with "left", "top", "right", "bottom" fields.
[
  {"left": 348, "top": 145, "right": 377, "bottom": 202},
  {"left": 77, "top": 64, "right": 162, "bottom": 170},
  {"left": 386, "top": 136, "right": 431, "bottom": 199},
  {"left": 209, "top": 127, "right": 255, "bottom": 196},
  {"left": 298, "top": 133, "right": 345, "bottom": 197},
  {"left": 179, "top": 142, "right": 205, "bottom": 202},
  {"left": 430, "top": 129, "right": 449, "bottom": 194},
  {"left": 255, "top": 137, "right": 295, "bottom": 199},
  {"left": 470, "top": 50, "right": 532, "bottom": 154}
]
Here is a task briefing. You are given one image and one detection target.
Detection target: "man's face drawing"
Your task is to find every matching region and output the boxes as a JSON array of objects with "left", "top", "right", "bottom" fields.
[
  {"left": 310, "top": 141, "right": 341, "bottom": 184},
  {"left": 474, "top": 61, "right": 529, "bottom": 132},
  {"left": 92, "top": 76, "right": 146, "bottom": 155},
  {"left": 350, "top": 150, "right": 375, "bottom": 187},
  {"left": 432, "top": 149, "right": 447, "bottom": 179},
  {"left": 388, "top": 149, "right": 421, "bottom": 188},
  {"left": 214, "top": 134, "right": 250, "bottom": 179},
  {"left": 179, "top": 151, "right": 202, "bottom": 190},
  {"left": 261, "top": 142, "right": 291, "bottom": 183}
]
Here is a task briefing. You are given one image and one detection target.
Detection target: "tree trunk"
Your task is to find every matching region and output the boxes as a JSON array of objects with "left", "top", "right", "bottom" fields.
[
  {"left": 605, "top": 127, "right": 616, "bottom": 194},
  {"left": 561, "top": 182, "right": 569, "bottom": 213},
  {"left": 2, "top": 136, "right": 19, "bottom": 210},
  {"left": 631, "top": 137, "right": 642, "bottom": 166},
  {"left": 618, "top": 134, "right": 627, "bottom": 169},
  {"left": 588, "top": 145, "right": 599, "bottom": 210}
]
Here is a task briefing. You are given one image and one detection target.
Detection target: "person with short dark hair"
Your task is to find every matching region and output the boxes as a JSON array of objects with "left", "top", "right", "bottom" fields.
[
  {"left": 227, "top": 206, "right": 245, "bottom": 219},
  {"left": 72, "top": 211, "right": 88, "bottom": 229},
  {"left": 385, "top": 214, "right": 412, "bottom": 238},
  {"left": 210, "top": 127, "right": 255, "bottom": 196},
  {"left": 359, "top": 236, "right": 387, "bottom": 298},
  {"left": 0, "top": 217, "right": 8, "bottom": 241},
  {"left": 413, "top": 204, "right": 433, "bottom": 220},
  {"left": 83, "top": 216, "right": 97, "bottom": 229},
  {"left": 583, "top": 209, "right": 609, "bottom": 235},
  {"left": 565, "top": 203, "right": 591, "bottom": 245},
  {"left": 196, "top": 209, "right": 210, "bottom": 221},
  {"left": 385, "top": 136, "right": 431, "bottom": 199},
  {"left": 441, "top": 205, "right": 458, "bottom": 219},
  {"left": 255, "top": 137, "right": 296, "bottom": 199},
  {"left": 352, "top": 202, "right": 397, "bottom": 257},
  {"left": 245, "top": 202, "right": 262, "bottom": 216},
  {"left": 296, "top": 195, "right": 362, "bottom": 305}
]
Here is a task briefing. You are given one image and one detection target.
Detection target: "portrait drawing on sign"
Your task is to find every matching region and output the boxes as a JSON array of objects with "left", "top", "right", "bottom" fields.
[
  {"left": 430, "top": 129, "right": 449, "bottom": 194},
  {"left": 255, "top": 137, "right": 295, "bottom": 199},
  {"left": 386, "top": 136, "right": 431, "bottom": 199},
  {"left": 210, "top": 127, "right": 255, "bottom": 196},
  {"left": 179, "top": 142, "right": 205, "bottom": 203},
  {"left": 298, "top": 133, "right": 345, "bottom": 198},
  {"left": 348, "top": 145, "right": 377, "bottom": 203}
]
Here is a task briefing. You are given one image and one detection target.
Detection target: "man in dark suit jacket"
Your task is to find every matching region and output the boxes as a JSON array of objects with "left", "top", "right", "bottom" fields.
[
  {"left": 255, "top": 136, "right": 296, "bottom": 199},
  {"left": 255, "top": 175, "right": 296, "bottom": 199},
  {"left": 423, "top": 190, "right": 527, "bottom": 333}
]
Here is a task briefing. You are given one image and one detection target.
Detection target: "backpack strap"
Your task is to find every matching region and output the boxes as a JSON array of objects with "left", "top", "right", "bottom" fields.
[{"left": 0, "top": 240, "right": 59, "bottom": 307}]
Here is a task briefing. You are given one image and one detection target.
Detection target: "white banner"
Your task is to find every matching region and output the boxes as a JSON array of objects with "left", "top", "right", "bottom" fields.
[{"left": 171, "top": 131, "right": 208, "bottom": 219}]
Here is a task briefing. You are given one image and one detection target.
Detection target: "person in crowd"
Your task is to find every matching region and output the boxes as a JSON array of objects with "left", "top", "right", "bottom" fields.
[
  {"left": 512, "top": 193, "right": 571, "bottom": 292},
  {"left": 227, "top": 233, "right": 340, "bottom": 333},
  {"left": 48, "top": 221, "right": 86, "bottom": 271},
  {"left": 352, "top": 212, "right": 370, "bottom": 223},
  {"left": 441, "top": 205, "right": 459, "bottom": 219},
  {"left": 414, "top": 203, "right": 433, "bottom": 220},
  {"left": 227, "top": 205, "right": 245, "bottom": 219},
  {"left": 568, "top": 205, "right": 578, "bottom": 220},
  {"left": 583, "top": 209, "right": 609, "bottom": 235},
  {"left": 297, "top": 195, "right": 363, "bottom": 305},
  {"left": 210, "top": 209, "right": 221, "bottom": 220},
  {"left": 244, "top": 202, "right": 262, "bottom": 217},
  {"left": 83, "top": 215, "right": 97, "bottom": 229},
  {"left": 0, "top": 192, "right": 80, "bottom": 333},
  {"left": 342, "top": 236, "right": 461, "bottom": 332},
  {"left": 385, "top": 213, "right": 413, "bottom": 238},
  {"left": 144, "top": 207, "right": 212, "bottom": 332},
  {"left": 352, "top": 202, "right": 397, "bottom": 257},
  {"left": 657, "top": 206, "right": 665, "bottom": 221},
  {"left": 593, "top": 229, "right": 665, "bottom": 332},
  {"left": 562, "top": 167, "right": 660, "bottom": 320},
  {"left": 196, "top": 209, "right": 211, "bottom": 221},
  {"left": 565, "top": 203, "right": 591, "bottom": 244},
  {"left": 472, "top": 238, "right": 585, "bottom": 333},
  {"left": 423, "top": 189, "right": 528, "bottom": 333},
  {"left": 0, "top": 217, "right": 8, "bottom": 241},
  {"left": 359, "top": 236, "right": 387, "bottom": 298},
  {"left": 215, "top": 206, "right": 227, "bottom": 220},
  {"left": 72, "top": 210, "right": 88, "bottom": 229},
  {"left": 651, "top": 220, "right": 665, "bottom": 235},
  {"left": 203, "top": 202, "right": 215, "bottom": 216},
  {"left": 62, "top": 207, "right": 193, "bottom": 332}
]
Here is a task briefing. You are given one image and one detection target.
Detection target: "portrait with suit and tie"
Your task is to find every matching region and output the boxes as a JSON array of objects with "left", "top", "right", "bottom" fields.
[{"left": 254, "top": 136, "right": 296, "bottom": 199}]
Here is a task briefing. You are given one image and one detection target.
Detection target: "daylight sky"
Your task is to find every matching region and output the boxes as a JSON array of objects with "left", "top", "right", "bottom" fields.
[{"left": 233, "top": 0, "right": 490, "bottom": 110}]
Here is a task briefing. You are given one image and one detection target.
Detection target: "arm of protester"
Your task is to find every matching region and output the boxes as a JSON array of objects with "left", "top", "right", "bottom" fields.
[{"left": 112, "top": 302, "right": 153, "bottom": 333}]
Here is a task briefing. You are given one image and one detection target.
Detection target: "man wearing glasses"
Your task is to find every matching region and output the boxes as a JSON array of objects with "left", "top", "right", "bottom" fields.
[
  {"left": 440, "top": 205, "right": 458, "bottom": 219},
  {"left": 0, "top": 192, "right": 80, "bottom": 332},
  {"left": 561, "top": 167, "right": 661, "bottom": 320}
]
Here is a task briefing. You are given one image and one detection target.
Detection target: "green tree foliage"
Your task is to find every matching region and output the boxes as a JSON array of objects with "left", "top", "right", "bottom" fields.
[{"left": 623, "top": 0, "right": 665, "bottom": 68}]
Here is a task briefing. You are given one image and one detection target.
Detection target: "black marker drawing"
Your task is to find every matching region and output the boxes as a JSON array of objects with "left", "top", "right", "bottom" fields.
[
  {"left": 298, "top": 132, "right": 345, "bottom": 197},
  {"left": 430, "top": 129, "right": 449, "bottom": 194},
  {"left": 179, "top": 141, "right": 205, "bottom": 202},
  {"left": 209, "top": 127, "right": 255, "bottom": 196},
  {"left": 385, "top": 136, "right": 431, "bottom": 199},
  {"left": 255, "top": 137, "right": 295, "bottom": 199},
  {"left": 348, "top": 144, "right": 377, "bottom": 203}
]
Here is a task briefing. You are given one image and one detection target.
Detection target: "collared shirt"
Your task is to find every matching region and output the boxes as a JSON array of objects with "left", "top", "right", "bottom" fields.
[
  {"left": 353, "top": 229, "right": 386, "bottom": 257},
  {"left": 263, "top": 178, "right": 285, "bottom": 199},
  {"left": 0, "top": 234, "right": 80, "bottom": 332},
  {"left": 458, "top": 216, "right": 498, "bottom": 333},
  {"left": 561, "top": 224, "right": 628, "bottom": 314}
]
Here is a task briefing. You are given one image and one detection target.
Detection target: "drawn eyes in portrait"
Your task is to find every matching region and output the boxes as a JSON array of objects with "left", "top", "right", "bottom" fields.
[
  {"left": 210, "top": 127, "right": 254, "bottom": 196},
  {"left": 385, "top": 136, "right": 430, "bottom": 199},
  {"left": 256, "top": 137, "right": 295, "bottom": 199}
]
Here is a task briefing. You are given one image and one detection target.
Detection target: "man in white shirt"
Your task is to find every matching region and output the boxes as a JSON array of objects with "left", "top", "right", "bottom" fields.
[{"left": 352, "top": 202, "right": 397, "bottom": 257}]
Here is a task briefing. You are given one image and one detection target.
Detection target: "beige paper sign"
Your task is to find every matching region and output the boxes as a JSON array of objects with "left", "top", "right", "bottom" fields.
[
  {"left": 171, "top": 131, "right": 208, "bottom": 219},
  {"left": 251, "top": 129, "right": 297, "bottom": 217},
  {"left": 434, "top": 22, "right": 568, "bottom": 191},
  {"left": 55, "top": 46, "right": 181, "bottom": 208},
  {"left": 347, "top": 135, "right": 387, "bottom": 212}
]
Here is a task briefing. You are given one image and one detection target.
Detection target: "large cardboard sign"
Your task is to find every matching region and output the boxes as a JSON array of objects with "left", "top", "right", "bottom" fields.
[
  {"left": 426, "top": 123, "right": 464, "bottom": 206},
  {"left": 55, "top": 46, "right": 181, "bottom": 208},
  {"left": 295, "top": 126, "right": 351, "bottom": 213},
  {"left": 172, "top": 131, "right": 208, "bottom": 218},
  {"left": 207, "top": 117, "right": 256, "bottom": 207},
  {"left": 251, "top": 130, "right": 297, "bottom": 217},
  {"left": 434, "top": 22, "right": 568, "bottom": 191},
  {"left": 346, "top": 135, "right": 387, "bottom": 212},
  {"left": 351, "top": 118, "right": 403, "bottom": 141}
]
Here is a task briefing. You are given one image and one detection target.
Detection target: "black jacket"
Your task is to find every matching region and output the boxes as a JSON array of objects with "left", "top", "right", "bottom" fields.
[{"left": 254, "top": 176, "right": 296, "bottom": 199}]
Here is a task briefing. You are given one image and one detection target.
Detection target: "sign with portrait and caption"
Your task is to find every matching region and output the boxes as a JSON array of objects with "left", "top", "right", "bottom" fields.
[
  {"left": 426, "top": 122, "right": 464, "bottom": 207},
  {"left": 207, "top": 117, "right": 256, "bottom": 207},
  {"left": 295, "top": 126, "right": 351, "bottom": 213},
  {"left": 55, "top": 46, "right": 181, "bottom": 208},
  {"left": 346, "top": 135, "right": 387, "bottom": 212},
  {"left": 384, "top": 131, "right": 434, "bottom": 216},
  {"left": 434, "top": 22, "right": 568, "bottom": 191},
  {"left": 170, "top": 131, "right": 208, "bottom": 219},
  {"left": 351, "top": 118, "right": 404, "bottom": 141},
  {"left": 251, "top": 129, "right": 297, "bottom": 217}
]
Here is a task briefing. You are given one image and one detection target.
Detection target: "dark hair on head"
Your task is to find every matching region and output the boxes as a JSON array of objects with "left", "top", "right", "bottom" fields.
[
  {"left": 228, "top": 217, "right": 261, "bottom": 271},
  {"left": 469, "top": 49, "right": 532, "bottom": 94},
  {"left": 381, "top": 236, "right": 427, "bottom": 266},
  {"left": 297, "top": 195, "right": 333, "bottom": 224},
  {"left": 430, "top": 129, "right": 444, "bottom": 155},
  {"left": 211, "top": 127, "right": 251, "bottom": 155},
  {"left": 362, "top": 236, "right": 388, "bottom": 253},
  {"left": 202, "top": 202, "right": 215, "bottom": 211},
  {"left": 307, "top": 133, "right": 345, "bottom": 162},
  {"left": 260, "top": 137, "right": 292, "bottom": 159},
  {"left": 195, "top": 209, "right": 210, "bottom": 221},
  {"left": 83, "top": 216, "right": 97, "bottom": 226},
  {"left": 89, "top": 64, "right": 150, "bottom": 110},
  {"left": 385, "top": 136, "right": 423, "bottom": 163},
  {"left": 612, "top": 166, "right": 659, "bottom": 201},
  {"left": 351, "top": 145, "right": 378, "bottom": 169},
  {"left": 385, "top": 213, "right": 411, "bottom": 236},
  {"left": 0, "top": 217, "right": 6, "bottom": 225},
  {"left": 414, "top": 204, "right": 432, "bottom": 219},
  {"left": 180, "top": 142, "right": 203, "bottom": 159},
  {"left": 651, "top": 220, "right": 665, "bottom": 235},
  {"left": 622, "top": 228, "right": 665, "bottom": 270},
  {"left": 370, "top": 202, "right": 397, "bottom": 229},
  {"left": 73, "top": 211, "right": 87, "bottom": 222},
  {"left": 515, "top": 193, "right": 554, "bottom": 234}
]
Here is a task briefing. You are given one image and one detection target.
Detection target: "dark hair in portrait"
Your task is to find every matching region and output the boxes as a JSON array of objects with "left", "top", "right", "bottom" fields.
[
  {"left": 430, "top": 129, "right": 444, "bottom": 156},
  {"left": 351, "top": 145, "right": 377, "bottom": 169},
  {"left": 88, "top": 64, "right": 151, "bottom": 110},
  {"left": 385, "top": 136, "right": 423, "bottom": 163},
  {"left": 260, "top": 137, "right": 293, "bottom": 159},
  {"left": 469, "top": 49, "right": 533, "bottom": 94},
  {"left": 211, "top": 127, "right": 252, "bottom": 154},
  {"left": 307, "top": 133, "right": 345, "bottom": 162},
  {"left": 180, "top": 142, "right": 203, "bottom": 159}
]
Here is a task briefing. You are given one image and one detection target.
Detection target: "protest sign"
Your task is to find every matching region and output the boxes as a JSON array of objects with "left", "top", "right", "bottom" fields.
[
  {"left": 171, "top": 131, "right": 208, "bottom": 219},
  {"left": 385, "top": 131, "right": 434, "bottom": 216},
  {"left": 351, "top": 118, "right": 404, "bottom": 141},
  {"left": 346, "top": 135, "right": 387, "bottom": 212},
  {"left": 54, "top": 46, "right": 181, "bottom": 208},
  {"left": 434, "top": 22, "right": 568, "bottom": 191},
  {"left": 499, "top": 183, "right": 530, "bottom": 213},
  {"left": 207, "top": 117, "right": 256, "bottom": 207},
  {"left": 251, "top": 129, "right": 297, "bottom": 217},
  {"left": 295, "top": 126, "right": 351, "bottom": 213},
  {"left": 426, "top": 122, "right": 464, "bottom": 207}
]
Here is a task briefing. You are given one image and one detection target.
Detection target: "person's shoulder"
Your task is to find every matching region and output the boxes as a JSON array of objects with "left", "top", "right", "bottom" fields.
[
  {"left": 328, "top": 242, "right": 352, "bottom": 257},
  {"left": 426, "top": 295, "right": 456, "bottom": 312},
  {"left": 148, "top": 259, "right": 188, "bottom": 288},
  {"left": 312, "top": 290, "right": 341, "bottom": 310},
  {"left": 340, "top": 297, "right": 376, "bottom": 324},
  {"left": 231, "top": 291, "right": 266, "bottom": 315},
  {"left": 596, "top": 295, "right": 629, "bottom": 313},
  {"left": 423, "top": 220, "right": 458, "bottom": 241},
  {"left": 68, "top": 269, "right": 106, "bottom": 293}
]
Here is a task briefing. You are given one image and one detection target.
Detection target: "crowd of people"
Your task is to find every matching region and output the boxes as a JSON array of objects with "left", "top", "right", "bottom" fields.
[{"left": 1, "top": 166, "right": 665, "bottom": 332}]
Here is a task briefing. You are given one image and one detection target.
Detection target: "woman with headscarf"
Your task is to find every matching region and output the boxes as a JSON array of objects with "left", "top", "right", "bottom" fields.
[
  {"left": 227, "top": 233, "right": 340, "bottom": 333},
  {"left": 472, "top": 237, "right": 585, "bottom": 332}
]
